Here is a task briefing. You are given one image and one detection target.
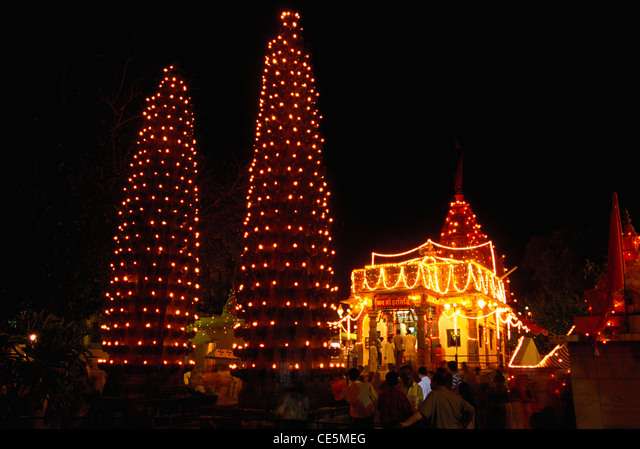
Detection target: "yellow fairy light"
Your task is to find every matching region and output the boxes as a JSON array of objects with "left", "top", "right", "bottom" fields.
[
  {"left": 233, "top": 9, "right": 337, "bottom": 371},
  {"left": 99, "top": 65, "right": 201, "bottom": 367}
]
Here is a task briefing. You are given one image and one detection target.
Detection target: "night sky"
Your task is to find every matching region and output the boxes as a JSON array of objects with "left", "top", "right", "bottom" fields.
[{"left": 9, "top": 3, "right": 638, "bottom": 315}]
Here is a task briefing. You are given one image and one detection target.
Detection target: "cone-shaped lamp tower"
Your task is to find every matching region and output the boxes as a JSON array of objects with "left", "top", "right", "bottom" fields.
[
  {"left": 100, "top": 66, "right": 202, "bottom": 368},
  {"left": 234, "top": 10, "right": 339, "bottom": 374}
]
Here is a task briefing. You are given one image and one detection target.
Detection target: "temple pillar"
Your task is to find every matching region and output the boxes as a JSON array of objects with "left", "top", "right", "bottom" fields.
[
  {"left": 484, "top": 316, "right": 490, "bottom": 368},
  {"left": 467, "top": 315, "right": 479, "bottom": 367},
  {"left": 499, "top": 321, "right": 507, "bottom": 368},
  {"left": 430, "top": 305, "right": 441, "bottom": 368},
  {"left": 367, "top": 310, "right": 378, "bottom": 372},
  {"left": 416, "top": 306, "right": 428, "bottom": 368}
]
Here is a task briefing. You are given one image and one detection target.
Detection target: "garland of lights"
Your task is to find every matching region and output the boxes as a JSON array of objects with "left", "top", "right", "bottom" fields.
[
  {"left": 442, "top": 307, "right": 511, "bottom": 322},
  {"left": 352, "top": 257, "right": 506, "bottom": 303},
  {"left": 329, "top": 296, "right": 528, "bottom": 346},
  {"left": 372, "top": 239, "right": 497, "bottom": 274},
  {"left": 329, "top": 299, "right": 367, "bottom": 326},
  {"left": 498, "top": 312, "right": 529, "bottom": 339},
  {"left": 441, "top": 306, "right": 529, "bottom": 339}
]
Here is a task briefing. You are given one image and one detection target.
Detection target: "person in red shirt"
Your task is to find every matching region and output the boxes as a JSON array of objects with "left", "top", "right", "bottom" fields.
[{"left": 330, "top": 373, "right": 348, "bottom": 402}]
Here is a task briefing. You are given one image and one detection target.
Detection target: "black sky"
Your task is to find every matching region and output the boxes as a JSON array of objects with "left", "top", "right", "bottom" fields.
[{"left": 8, "top": 2, "right": 639, "bottom": 314}]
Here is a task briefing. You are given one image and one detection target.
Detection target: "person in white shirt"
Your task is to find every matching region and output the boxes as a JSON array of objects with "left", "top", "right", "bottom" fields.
[
  {"left": 382, "top": 335, "right": 396, "bottom": 371},
  {"left": 418, "top": 366, "right": 432, "bottom": 399},
  {"left": 404, "top": 329, "right": 417, "bottom": 366}
]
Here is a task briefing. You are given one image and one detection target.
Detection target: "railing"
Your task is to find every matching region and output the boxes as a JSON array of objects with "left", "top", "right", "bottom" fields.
[
  {"left": 199, "top": 406, "right": 351, "bottom": 429},
  {"left": 2, "top": 402, "right": 351, "bottom": 429},
  {"left": 442, "top": 353, "right": 504, "bottom": 368}
]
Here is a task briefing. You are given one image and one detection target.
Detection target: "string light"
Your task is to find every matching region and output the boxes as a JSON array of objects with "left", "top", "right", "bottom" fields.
[
  {"left": 100, "top": 66, "right": 201, "bottom": 366},
  {"left": 234, "top": 10, "right": 339, "bottom": 371},
  {"left": 508, "top": 326, "right": 574, "bottom": 369},
  {"left": 622, "top": 210, "right": 640, "bottom": 262},
  {"left": 352, "top": 255, "right": 506, "bottom": 303}
]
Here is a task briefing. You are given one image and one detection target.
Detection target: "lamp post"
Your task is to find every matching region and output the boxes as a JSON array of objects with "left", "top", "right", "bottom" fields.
[{"left": 337, "top": 305, "right": 344, "bottom": 364}]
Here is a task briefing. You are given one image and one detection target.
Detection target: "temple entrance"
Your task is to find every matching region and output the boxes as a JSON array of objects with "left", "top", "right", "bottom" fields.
[
  {"left": 358, "top": 303, "right": 425, "bottom": 371},
  {"left": 385, "top": 309, "right": 418, "bottom": 337}
]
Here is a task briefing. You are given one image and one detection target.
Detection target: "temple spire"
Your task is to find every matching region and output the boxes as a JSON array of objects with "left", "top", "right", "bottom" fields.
[
  {"left": 454, "top": 137, "right": 464, "bottom": 199},
  {"left": 608, "top": 192, "right": 626, "bottom": 314}
]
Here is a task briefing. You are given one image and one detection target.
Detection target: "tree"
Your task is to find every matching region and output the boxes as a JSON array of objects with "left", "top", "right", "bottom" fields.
[
  {"left": 0, "top": 311, "right": 91, "bottom": 426},
  {"left": 198, "top": 157, "right": 246, "bottom": 316},
  {"left": 234, "top": 11, "right": 339, "bottom": 373},
  {"left": 100, "top": 66, "right": 202, "bottom": 367},
  {"left": 515, "top": 230, "right": 598, "bottom": 335},
  {"left": 63, "top": 61, "right": 144, "bottom": 322}
]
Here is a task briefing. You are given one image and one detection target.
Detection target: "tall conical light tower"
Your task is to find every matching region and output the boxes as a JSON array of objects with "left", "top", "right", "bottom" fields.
[
  {"left": 234, "top": 11, "right": 339, "bottom": 377},
  {"left": 100, "top": 66, "right": 202, "bottom": 377}
]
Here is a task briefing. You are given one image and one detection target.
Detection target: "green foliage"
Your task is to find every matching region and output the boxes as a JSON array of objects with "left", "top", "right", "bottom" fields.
[
  {"left": 189, "top": 296, "right": 243, "bottom": 348},
  {"left": 0, "top": 311, "right": 91, "bottom": 425}
]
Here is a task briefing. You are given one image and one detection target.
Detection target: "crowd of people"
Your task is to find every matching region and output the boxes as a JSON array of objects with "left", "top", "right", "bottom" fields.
[{"left": 331, "top": 360, "right": 563, "bottom": 429}]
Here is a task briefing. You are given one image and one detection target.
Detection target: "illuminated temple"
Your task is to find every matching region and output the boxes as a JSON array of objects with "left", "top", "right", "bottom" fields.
[{"left": 341, "top": 154, "right": 528, "bottom": 370}]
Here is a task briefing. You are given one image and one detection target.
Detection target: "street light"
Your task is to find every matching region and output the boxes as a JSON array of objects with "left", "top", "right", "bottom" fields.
[{"left": 346, "top": 311, "right": 352, "bottom": 367}]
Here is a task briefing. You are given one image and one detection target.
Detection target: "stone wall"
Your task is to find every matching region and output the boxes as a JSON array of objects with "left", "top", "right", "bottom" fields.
[{"left": 568, "top": 338, "right": 640, "bottom": 428}]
